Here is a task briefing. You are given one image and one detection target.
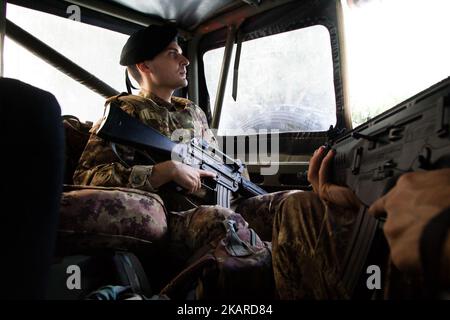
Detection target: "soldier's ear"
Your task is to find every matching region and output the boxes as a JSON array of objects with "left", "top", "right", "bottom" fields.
[{"left": 137, "top": 61, "right": 152, "bottom": 73}]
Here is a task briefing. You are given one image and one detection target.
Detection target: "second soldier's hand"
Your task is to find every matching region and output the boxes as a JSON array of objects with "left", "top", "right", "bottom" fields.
[
  {"left": 368, "top": 169, "right": 450, "bottom": 275},
  {"left": 308, "top": 146, "right": 362, "bottom": 210}
]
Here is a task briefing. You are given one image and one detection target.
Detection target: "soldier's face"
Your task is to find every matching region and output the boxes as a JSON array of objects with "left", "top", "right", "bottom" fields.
[{"left": 146, "top": 42, "right": 190, "bottom": 90}]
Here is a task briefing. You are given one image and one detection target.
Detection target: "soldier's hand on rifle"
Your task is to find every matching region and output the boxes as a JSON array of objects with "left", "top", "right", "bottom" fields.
[
  {"left": 368, "top": 169, "right": 450, "bottom": 276},
  {"left": 308, "top": 146, "right": 362, "bottom": 210},
  {"left": 172, "top": 161, "right": 217, "bottom": 194},
  {"left": 150, "top": 160, "right": 216, "bottom": 194}
]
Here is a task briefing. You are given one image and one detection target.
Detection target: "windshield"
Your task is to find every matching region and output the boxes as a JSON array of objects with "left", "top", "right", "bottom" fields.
[{"left": 204, "top": 25, "right": 337, "bottom": 136}]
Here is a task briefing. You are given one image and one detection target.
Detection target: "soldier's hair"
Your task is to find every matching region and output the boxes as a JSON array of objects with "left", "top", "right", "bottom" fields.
[{"left": 127, "top": 64, "right": 142, "bottom": 87}]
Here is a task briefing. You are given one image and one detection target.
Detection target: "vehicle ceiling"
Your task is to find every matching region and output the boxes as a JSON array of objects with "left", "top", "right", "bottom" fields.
[
  {"left": 103, "top": 0, "right": 246, "bottom": 30},
  {"left": 7, "top": 0, "right": 280, "bottom": 34}
]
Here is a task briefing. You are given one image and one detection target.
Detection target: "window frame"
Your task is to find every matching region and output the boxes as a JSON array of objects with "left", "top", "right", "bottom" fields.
[
  {"left": 8, "top": 0, "right": 141, "bottom": 35},
  {"left": 198, "top": 0, "right": 346, "bottom": 154}
]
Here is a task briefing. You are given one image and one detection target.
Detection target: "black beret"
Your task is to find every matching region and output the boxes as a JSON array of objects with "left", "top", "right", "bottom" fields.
[{"left": 120, "top": 25, "right": 178, "bottom": 66}]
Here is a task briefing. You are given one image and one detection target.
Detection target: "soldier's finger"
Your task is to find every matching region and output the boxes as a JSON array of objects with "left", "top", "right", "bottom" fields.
[
  {"left": 184, "top": 183, "right": 194, "bottom": 194},
  {"left": 368, "top": 195, "right": 388, "bottom": 218},
  {"left": 308, "top": 146, "right": 327, "bottom": 183},
  {"left": 318, "top": 148, "right": 335, "bottom": 188},
  {"left": 197, "top": 176, "right": 202, "bottom": 191},
  {"left": 313, "top": 148, "right": 320, "bottom": 157},
  {"left": 190, "top": 179, "right": 198, "bottom": 193},
  {"left": 192, "top": 172, "right": 200, "bottom": 192},
  {"left": 199, "top": 169, "right": 217, "bottom": 178},
  {"left": 399, "top": 169, "right": 450, "bottom": 188}
]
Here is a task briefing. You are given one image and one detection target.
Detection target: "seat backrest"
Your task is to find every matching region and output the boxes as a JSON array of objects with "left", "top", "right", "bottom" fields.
[{"left": 0, "top": 78, "right": 64, "bottom": 299}]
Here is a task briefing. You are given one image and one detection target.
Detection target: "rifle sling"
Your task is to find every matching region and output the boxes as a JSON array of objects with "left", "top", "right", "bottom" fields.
[{"left": 97, "top": 105, "right": 176, "bottom": 155}]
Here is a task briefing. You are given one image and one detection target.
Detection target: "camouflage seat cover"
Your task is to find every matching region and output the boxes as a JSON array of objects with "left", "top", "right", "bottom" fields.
[
  {"left": 62, "top": 115, "right": 92, "bottom": 185},
  {"left": 57, "top": 185, "right": 168, "bottom": 256}
]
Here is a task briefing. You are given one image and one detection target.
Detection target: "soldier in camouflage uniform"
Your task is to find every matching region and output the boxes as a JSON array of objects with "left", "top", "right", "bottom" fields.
[{"left": 73, "top": 24, "right": 377, "bottom": 299}]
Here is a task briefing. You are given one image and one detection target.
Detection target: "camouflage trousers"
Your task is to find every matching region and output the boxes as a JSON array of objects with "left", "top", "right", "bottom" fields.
[
  {"left": 238, "top": 190, "right": 358, "bottom": 299},
  {"left": 58, "top": 186, "right": 419, "bottom": 299},
  {"left": 167, "top": 190, "right": 358, "bottom": 300}
]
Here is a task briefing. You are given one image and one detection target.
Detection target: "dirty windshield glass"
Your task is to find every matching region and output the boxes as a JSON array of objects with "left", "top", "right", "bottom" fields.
[{"left": 204, "top": 25, "right": 336, "bottom": 136}]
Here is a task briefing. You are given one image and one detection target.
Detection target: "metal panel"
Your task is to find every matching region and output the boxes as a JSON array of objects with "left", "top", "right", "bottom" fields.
[
  {"left": 0, "top": 0, "right": 6, "bottom": 76},
  {"left": 108, "top": 0, "right": 239, "bottom": 30}
]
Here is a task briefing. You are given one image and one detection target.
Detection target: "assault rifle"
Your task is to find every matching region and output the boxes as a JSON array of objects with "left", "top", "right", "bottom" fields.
[
  {"left": 96, "top": 104, "right": 267, "bottom": 208},
  {"left": 328, "top": 77, "right": 450, "bottom": 295}
]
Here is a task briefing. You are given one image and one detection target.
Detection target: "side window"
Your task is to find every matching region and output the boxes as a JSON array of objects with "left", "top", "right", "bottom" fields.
[
  {"left": 4, "top": 4, "right": 128, "bottom": 122},
  {"left": 342, "top": 0, "right": 450, "bottom": 127},
  {"left": 204, "top": 25, "right": 337, "bottom": 136}
]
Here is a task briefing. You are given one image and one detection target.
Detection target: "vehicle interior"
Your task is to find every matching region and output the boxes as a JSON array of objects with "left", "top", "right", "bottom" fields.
[{"left": 1, "top": 0, "right": 449, "bottom": 300}]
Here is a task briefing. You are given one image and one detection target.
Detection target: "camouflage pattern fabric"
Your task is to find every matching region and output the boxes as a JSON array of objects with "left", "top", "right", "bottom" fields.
[
  {"left": 234, "top": 190, "right": 300, "bottom": 241},
  {"left": 62, "top": 116, "right": 92, "bottom": 184},
  {"left": 167, "top": 205, "right": 249, "bottom": 266},
  {"left": 161, "top": 205, "right": 273, "bottom": 300},
  {"left": 73, "top": 92, "right": 219, "bottom": 200},
  {"left": 58, "top": 185, "right": 168, "bottom": 255},
  {"left": 268, "top": 191, "right": 424, "bottom": 299},
  {"left": 164, "top": 192, "right": 358, "bottom": 300},
  {"left": 270, "top": 191, "right": 357, "bottom": 299}
]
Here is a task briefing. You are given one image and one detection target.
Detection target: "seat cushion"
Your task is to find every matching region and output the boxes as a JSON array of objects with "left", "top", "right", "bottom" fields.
[{"left": 57, "top": 185, "right": 168, "bottom": 255}]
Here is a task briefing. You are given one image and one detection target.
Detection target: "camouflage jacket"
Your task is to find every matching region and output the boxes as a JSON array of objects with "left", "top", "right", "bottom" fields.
[{"left": 73, "top": 91, "right": 220, "bottom": 211}]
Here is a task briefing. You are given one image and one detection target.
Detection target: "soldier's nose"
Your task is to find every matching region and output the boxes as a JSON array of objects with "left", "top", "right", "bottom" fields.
[{"left": 181, "top": 56, "right": 190, "bottom": 66}]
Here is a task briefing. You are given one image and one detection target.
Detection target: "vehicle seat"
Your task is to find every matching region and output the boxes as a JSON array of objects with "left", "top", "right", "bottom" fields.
[
  {"left": 59, "top": 114, "right": 169, "bottom": 256},
  {"left": 57, "top": 184, "right": 168, "bottom": 257},
  {"left": 0, "top": 78, "right": 64, "bottom": 299},
  {"left": 55, "top": 110, "right": 175, "bottom": 299}
]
